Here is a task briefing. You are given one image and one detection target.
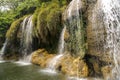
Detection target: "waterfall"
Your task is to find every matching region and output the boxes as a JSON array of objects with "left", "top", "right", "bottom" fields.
[
  {"left": 43, "top": 27, "right": 66, "bottom": 73},
  {"left": 21, "top": 15, "right": 33, "bottom": 55},
  {"left": 47, "top": 54, "right": 64, "bottom": 71},
  {"left": 0, "top": 39, "right": 8, "bottom": 61},
  {"left": 64, "top": 0, "right": 85, "bottom": 57},
  {"left": 17, "top": 15, "right": 33, "bottom": 65},
  {"left": 58, "top": 26, "right": 66, "bottom": 54},
  {"left": 91, "top": 0, "right": 120, "bottom": 79}
]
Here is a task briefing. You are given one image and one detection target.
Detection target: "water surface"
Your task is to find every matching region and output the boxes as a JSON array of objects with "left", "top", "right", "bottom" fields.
[{"left": 0, "top": 62, "right": 66, "bottom": 80}]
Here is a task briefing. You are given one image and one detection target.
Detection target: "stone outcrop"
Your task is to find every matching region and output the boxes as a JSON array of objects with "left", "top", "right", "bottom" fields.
[
  {"left": 31, "top": 49, "right": 55, "bottom": 67},
  {"left": 59, "top": 54, "right": 88, "bottom": 77},
  {"left": 32, "top": 49, "right": 89, "bottom": 78}
]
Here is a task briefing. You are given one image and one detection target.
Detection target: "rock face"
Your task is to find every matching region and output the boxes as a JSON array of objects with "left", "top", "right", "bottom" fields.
[
  {"left": 86, "top": 0, "right": 115, "bottom": 64},
  {"left": 31, "top": 49, "right": 54, "bottom": 68},
  {"left": 59, "top": 54, "right": 88, "bottom": 77},
  {"left": 86, "top": 0, "right": 120, "bottom": 78}
]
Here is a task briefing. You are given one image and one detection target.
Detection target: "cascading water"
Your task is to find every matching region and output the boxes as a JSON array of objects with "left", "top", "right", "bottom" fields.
[
  {"left": 0, "top": 39, "right": 8, "bottom": 62},
  {"left": 16, "top": 15, "right": 33, "bottom": 65},
  {"left": 42, "top": 27, "right": 66, "bottom": 73},
  {"left": 91, "top": 0, "right": 120, "bottom": 79},
  {"left": 58, "top": 26, "right": 66, "bottom": 54},
  {"left": 21, "top": 15, "right": 33, "bottom": 56}
]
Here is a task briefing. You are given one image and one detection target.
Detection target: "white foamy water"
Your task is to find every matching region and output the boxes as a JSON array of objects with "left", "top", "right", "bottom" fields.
[
  {"left": 15, "top": 54, "right": 32, "bottom": 66},
  {"left": 0, "top": 39, "right": 8, "bottom": 61},
  {"left": 47, "top": 54, "right": 64, "bottom": 71},
  {"left": 67, "top": 77, "right": 87, "bottom": 80},
  {"left": 0, "top": 61, "right": 5, "bottom": 63},
  {"left": 40, "top": 68, "right": 57, "bottom": 74},
  {"left": 14, "top": 61, "right": 31, "bottom": 66}
]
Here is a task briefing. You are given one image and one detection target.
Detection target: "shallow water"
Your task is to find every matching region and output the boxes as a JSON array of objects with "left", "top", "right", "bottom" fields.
[
  {"left": 0, "top": 62, "right": 104, "bottom": 80},
  {"left": 0, "top": 62, "right": 66, "bottom": 80}
]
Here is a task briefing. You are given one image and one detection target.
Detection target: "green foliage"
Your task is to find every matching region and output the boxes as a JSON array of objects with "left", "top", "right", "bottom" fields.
[
  {"left": 14, "top": 0, "right": 40, "bottom": 18},
  {"left": 0, "top": 11, "right": 15, "bottom": 47},
  {"left": 0, "top": 0, "right": 41, "bottom": 47},
  {"left": 31, "top": 1, "right": 67, "bottom": 52},
  {"left": 33, "top": 1, "right": 62, "bottom": 40},
  {"left": 38, "top": 0, "right": 52, "bottom": 3},
  {"left": 0, "top": 0, "right": 23, "bottom": 11},
  {"left": 0, "top": 0, "right": 68, "bottom": 52}
]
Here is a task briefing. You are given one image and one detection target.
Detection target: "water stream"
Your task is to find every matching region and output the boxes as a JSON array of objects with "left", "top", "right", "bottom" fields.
[
  {"left": 0, "top": 39, "right": 8, "bottom": 62},
  {"left": 43, "top": 26, "right": 66, "bottom": 73},
  {"left": 17, "top": 15, "right": 33, "bottom": 65}
]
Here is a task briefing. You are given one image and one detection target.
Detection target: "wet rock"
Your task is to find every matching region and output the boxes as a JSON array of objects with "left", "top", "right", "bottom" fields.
[
  {"left": 86, "top": 0, "right": 113, "bottom": 64},
  {"left": 31, "top": 49, "right": 55, "bottom": 67},
  {"left": 58, "top": 54, "right": 89, "bottom": 78},
  {"left": 101, "top": 66, "right": 112, "bottom": 79},
  {"left": 64, "top": 29, "right": 70, "bottom": 42},
  {"left": 32, "top": 50, "right": 88, "bottom": 78}
]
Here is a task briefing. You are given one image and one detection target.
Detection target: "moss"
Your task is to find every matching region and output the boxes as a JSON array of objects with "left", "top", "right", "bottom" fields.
[
  {"left": 6, "top": 15, "right": 28, "bottom": 40},
  {"left": 5, "top": 0, "right": 67, "bottom": 54},
  {"left": 32, "top": 1, "right": 66, "bottom": 53},
  {"left": 32, "top": 8, "right": 40, "bottom": 37}
]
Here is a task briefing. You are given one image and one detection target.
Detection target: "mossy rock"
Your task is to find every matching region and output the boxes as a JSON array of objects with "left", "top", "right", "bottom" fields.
[
  {"left": 32, "top": 2, "right": 66, "bottom": 53},
  {"left": 6, "top": 15, "right": 28, "bottom": 40}
]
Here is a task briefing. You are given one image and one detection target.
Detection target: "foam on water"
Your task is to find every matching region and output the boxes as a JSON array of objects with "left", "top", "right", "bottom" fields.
[
  {"left": 40, "top": 68, "right": 57, "bottom": 74},
  {"left": 14, "top": 61, "right": 31, "bottom": 66}
]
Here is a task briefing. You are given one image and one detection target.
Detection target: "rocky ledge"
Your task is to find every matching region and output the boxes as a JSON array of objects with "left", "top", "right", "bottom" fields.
[{"left": 31, "top": 49, "right": 88, "bottom": 78}]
